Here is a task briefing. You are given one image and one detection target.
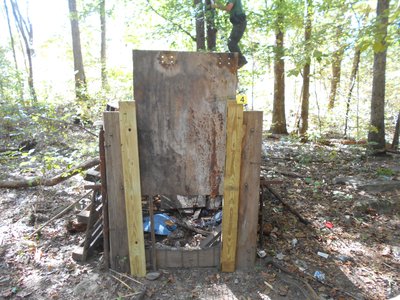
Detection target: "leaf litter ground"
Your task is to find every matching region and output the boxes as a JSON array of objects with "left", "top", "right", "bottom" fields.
[{"left": 0, "top": 136, "right": 399, "bottom": 299}]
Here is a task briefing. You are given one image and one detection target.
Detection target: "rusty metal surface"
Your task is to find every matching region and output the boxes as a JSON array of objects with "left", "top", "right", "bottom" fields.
[{"left": 133, "top": 50, "right": 238, "bottom": 196}]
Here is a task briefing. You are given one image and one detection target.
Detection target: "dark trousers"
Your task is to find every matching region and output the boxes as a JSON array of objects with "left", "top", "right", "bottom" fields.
[{"left": 228, "top": 19, "right": 247, "bottom": 63}]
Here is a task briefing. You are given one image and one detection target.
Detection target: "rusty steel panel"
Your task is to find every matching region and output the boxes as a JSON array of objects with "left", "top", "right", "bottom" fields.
[{"left": 133, "top": 50, "right": 238, "bottom": 196}]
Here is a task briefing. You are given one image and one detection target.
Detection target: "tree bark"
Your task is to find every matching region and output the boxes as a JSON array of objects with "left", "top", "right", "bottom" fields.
[
  {"left": 392, "top": 112, "right": 400, "bottom": 149},
  {"left": 270, "top": 6, "right": 287, "bottom": 134},
  {"left": 0, "top": 158, "right": 100, "bottom": 189},
  {"left": 368, "top": 0, "right": 390, "bottom": 152},
  {"left": 298, "top": 0, "right": 312, "bottom": 136},
  {"left": 343, "top": 47, "right": 361, "bottom": 137},
  {"left": 327, "top": 25, "right": 344, "bottom": 110},
  {"left": 194, "top": 0, "right": 205, "bottom": 50},
  {"left": 205, "top": 0, "right": 216, "bottom": 51},
  {"left": 100, "top": 0, "right": 108, "bottom": 89},
  {"left": 68, "top": 0, "right": 88, "bottom": 102}
]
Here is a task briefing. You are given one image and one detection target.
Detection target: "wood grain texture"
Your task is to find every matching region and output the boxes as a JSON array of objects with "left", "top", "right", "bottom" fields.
[
  {"left": 221, "top": 101, "right": 243, "bottom": 272},
  {"left": 103, "top": 112, "right": 129, "bottom": 273},
  {"left": 119, "top": 101, "right": 146, "bottom": 277},
  {"left": 145, "top": 247, "right": 220, "bottom": 268},
  {"left": 132, "top": 50, "right": 238, "bottom": 196},
  {"left": 236, "top": 111, "right": 263, "bottom": 270}
]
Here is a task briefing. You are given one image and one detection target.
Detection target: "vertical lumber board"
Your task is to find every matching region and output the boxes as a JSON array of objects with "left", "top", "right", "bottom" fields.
[
  {"left": 221, "top": 101, "right": 243, "bottom": 272},
  {"left": 119, "top": 101, "right": 146, "bottom": 277},
  {"left": 236, "top": 111, "right": 263, "bottom": 270},
  {"left": 99, "top": 127, "right": 109, "bottom": 270},
  {"left": 103, "top": 112, "right": 129, "bottom": 273}
]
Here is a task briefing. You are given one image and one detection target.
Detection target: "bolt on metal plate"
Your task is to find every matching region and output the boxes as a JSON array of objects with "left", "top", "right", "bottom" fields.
[{"left": 158, "top": 51, "right": 177, "bottom": 68}]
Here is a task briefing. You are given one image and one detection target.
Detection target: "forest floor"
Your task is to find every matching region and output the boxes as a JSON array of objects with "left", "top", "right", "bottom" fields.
[{"left": 0, "top": 131, "right": 399, "bottom": 300}]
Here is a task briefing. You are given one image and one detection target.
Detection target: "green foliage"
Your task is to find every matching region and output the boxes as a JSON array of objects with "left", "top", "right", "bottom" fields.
[
  {"left": 0, "top": 100, "right": 98, "bottom": 181},
  {"left": 0, "top": 47, "right": 24, "bottom": 103},
  {"left": 376, "top": 167, "right": 395, "bottom": 177}
]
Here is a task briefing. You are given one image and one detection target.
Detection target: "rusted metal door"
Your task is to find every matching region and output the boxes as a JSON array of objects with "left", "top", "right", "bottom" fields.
[{"left": 133, "top": 50, "right": 238, "bottom": 196}]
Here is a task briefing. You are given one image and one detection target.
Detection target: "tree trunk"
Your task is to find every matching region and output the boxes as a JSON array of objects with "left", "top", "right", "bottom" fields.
[
  {"left": 343, "top": 47, "right": 361, "bottom": 137},
  {"left": 100, "top": 0, "right": 108, "bottom": 89},
  {"left": 392, "top": 112, "right": 400, "bottom": 150},
  {"left": 270, "top": 10, "right": 287, "bottom": 134},
  {"left": 327, "top": 25, "right": 344, "bottom": 110},
  {"left": 4, "top": 0, "right": 23, "bottom": 100},
  {"left": 368, "top": 0, "right": 390, "bottom": 152},
  {"left": 10, "top": 0, "right": 36, "bottom": 102},
  {"left": 298, "top": 0, "right": 312, "bottom": 136},
  {"left": 194, "top": 0, "right": 205, "bottom": 50},
  {"left": 205, "top": 0, "right": 216, "bottom": 51},
  {"left": 68, "top": 0, "right": 88, "bottom": 102}
]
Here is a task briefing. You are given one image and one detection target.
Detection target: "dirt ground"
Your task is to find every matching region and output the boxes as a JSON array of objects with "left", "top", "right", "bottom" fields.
[{"left": 0, "top": 137, "right": 399, "bottom": 300}]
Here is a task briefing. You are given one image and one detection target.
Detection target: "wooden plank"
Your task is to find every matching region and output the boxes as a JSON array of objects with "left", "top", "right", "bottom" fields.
[
  {"left": 221, "top": 101, "right": 243, "bottom": 272},
  {"left": 119, "top": 101, "right": 146, "bottom": 277},
  {"left": 149, "top": 247, "right": 220, "bottom": 268},
  {"left": 133, "top": 50, "right": 238, "bottom": 196},
  {"left": 236, "top": 111, "right": 263, "bottom": 270},
  {"left": 104, "top": 112, "right": 130, "bottom": 273}
]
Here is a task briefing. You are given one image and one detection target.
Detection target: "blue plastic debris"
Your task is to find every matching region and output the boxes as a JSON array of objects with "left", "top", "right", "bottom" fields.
[
  {"left": 143, "top": 214, "right": 177, "bottom": 236},
  {"left": 213, "top": 210, "right": 223, "bottom": 224},
  {"left": 313, "top": 270, "right": 326, "bottom": 282}
]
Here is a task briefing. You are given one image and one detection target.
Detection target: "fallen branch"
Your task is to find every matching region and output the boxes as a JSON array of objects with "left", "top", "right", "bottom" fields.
[
  {"left": 0, "top": 158, "right": 100, "bottom": 189},
  {"left": 261, "top": 183, "right": 311, "bottom": 225},
  {"left": 265, "top": 257, "right": 362, "bottom": 300},
  {"left": 30, "top": 190, "right": 92, "bottom": 237},
  {"left": 265, "top": 257, "right": 319, "bottom": 300},
  {"left": 261, "top": 166, "right": 305, "bottom": 178},
  {"left": 109, "top": 274, "right": 135, "bottom": 291},
  {"left": 109, "top": 269, "right": 145, "bottom": 286}
]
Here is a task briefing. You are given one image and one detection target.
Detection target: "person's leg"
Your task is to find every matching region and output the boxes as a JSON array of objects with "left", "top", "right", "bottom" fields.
[{"left": 228, "top": 20, "right": 247, "bottom": 67}]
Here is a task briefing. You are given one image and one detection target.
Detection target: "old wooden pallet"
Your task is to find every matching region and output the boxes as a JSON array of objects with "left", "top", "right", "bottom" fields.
[{"left": 72, "top": 190, "right": 103, "bottom": 261}]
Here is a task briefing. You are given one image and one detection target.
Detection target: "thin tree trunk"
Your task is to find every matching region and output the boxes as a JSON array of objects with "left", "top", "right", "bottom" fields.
[
  {"left": 68, "top": 0, "right": 88, "bottom": 102},
  {"left": 392, "top": 112, "right": 399, "bottom": 149},
  {"left": 344, "top": 47, "right": 361, "bottom": 137},
  {"left": 368, "top": 0, "right": 390, "bottom": 152},
  {"left": 270, "top": 0, "right": 287, "bottom": 135},
  {"left": 100, "top": 0, "right": 108, "bottom": 89},
  {"left": 4, "top": 0, "right": 23, "bottom": 100},
  {"left": 298, "top": 0, "right": 312, "bottom": 136},
  {"left": 327, "top": 25, "right": 344, "bottom": 110},
  {"left": 270, "top": 17, "right": 287, "bottom": 134},
  {"left": 205, "top": 0, "right": 216, "bottom": 51},
  {"left": 10, "top": 0, "right": 36, "bottom": 102},
  {"left": 194, "top": 0, "right": 205, "bottom": 50}
]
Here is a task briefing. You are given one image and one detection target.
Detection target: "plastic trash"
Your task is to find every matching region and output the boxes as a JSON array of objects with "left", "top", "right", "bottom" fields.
[
  {"left": 335, "top": 254, "right": 353, "bottom": 262},
  {"left": 257, "top": 249, "right": 267, "bottom": 258},
  {"left": 314, "top": 270, "right": 326, "bottom": 282},
  {"left": 325, "top": 221, "right": 334, "bottom": 229},
  {"left": 317, "top": 251, "right": 329, "bottom": 259},
  {"left": 213, "top": 210, "right": 223, "bottom": 224},
  {"left": 143, "top": 213, "right": 177, "bottom": 236}
]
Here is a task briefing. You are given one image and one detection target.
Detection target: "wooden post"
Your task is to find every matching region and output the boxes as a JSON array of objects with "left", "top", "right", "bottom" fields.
[
  {"left": 119, "top": 101, "right": 146, "bottom": 277},
  {"left": 221, "top": 101, "right": 243, "bottom": 272},
  {"left": 236, "top": 111, "right": 263, "bottom": 270},
  {"left": 104, "top": 112, "right": 129, "bottom": 273},
  {"left": 99, "top": 127, "right": 110, "bottom": 270}
]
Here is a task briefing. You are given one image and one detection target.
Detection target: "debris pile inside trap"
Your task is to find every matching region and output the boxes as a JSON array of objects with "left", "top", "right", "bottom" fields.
[{"left": 143, "top": 195, "right": 223, "bottom": 250}]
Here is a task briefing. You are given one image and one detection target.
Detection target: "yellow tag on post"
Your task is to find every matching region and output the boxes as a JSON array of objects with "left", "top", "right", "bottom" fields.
[{"left": 236, "top": 94, "right": 247, "bottom": 105}]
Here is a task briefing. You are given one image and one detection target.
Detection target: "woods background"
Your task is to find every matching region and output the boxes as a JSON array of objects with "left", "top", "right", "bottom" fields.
[{"left": 0, "top": 0, "right": 399, "bottom": 150}]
